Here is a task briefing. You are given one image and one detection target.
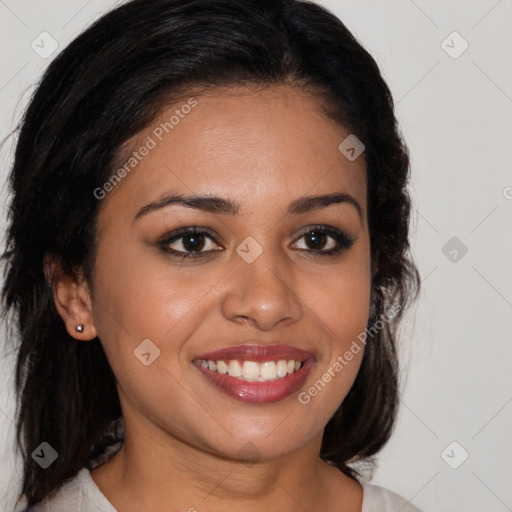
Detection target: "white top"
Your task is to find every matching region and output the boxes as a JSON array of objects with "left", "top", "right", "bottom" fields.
[{"left": 23, "top": 468, "right": 422, "bottom": 511}]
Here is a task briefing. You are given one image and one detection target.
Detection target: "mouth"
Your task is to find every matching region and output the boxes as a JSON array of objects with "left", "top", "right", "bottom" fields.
[
  {"left": 196, "top": 358, "right": 305, "bottom": 381},
  {"left": 193, "top": 344, "right": 315, "bottom": 403}
]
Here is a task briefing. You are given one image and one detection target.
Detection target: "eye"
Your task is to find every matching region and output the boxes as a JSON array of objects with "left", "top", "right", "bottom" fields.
[
  {"left": 157, "top": 226, "right": 221, "bottom": 259},
  {"left": 157, "top": 225, "right": 355, "bottom": 260},
  {"left": 292, "top": 226, "right": 355, "bottom": 256}
]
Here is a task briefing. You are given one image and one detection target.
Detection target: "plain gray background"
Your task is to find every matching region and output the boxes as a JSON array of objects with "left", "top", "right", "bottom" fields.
[{"left": 1, "top": 1, "right": 511, "bottom": 510}]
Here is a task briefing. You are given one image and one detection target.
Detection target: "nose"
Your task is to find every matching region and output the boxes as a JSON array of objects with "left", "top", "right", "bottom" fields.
[{"left": 221, "top": 246, "right": 303, "bottom": 331}]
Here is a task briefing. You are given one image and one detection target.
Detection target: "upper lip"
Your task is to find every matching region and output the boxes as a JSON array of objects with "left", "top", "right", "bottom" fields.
[{"left": 194, "top": 344, "right": 314, "bottom": 363}]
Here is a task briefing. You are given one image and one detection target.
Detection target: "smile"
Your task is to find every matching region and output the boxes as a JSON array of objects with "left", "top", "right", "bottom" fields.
[
  {"left": 196, "top": 359, "right": 304, "bottom": 382},
  {"left": 193, "top": 344, "right": 315, "bottom": 403}
]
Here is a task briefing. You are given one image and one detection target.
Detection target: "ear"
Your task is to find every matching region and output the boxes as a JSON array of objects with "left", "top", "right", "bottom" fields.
[{"left": 44, "top": 254, "right": 98, "bottom": 341}]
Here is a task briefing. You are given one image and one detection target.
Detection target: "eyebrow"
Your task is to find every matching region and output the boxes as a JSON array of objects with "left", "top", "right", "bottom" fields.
[{"left": 134, "top": 191, "right": 362, "bottom": 221}]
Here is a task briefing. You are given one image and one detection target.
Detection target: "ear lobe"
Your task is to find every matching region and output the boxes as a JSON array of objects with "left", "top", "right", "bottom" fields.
[{"left": 44, "top": 254, "right": 98, "bottom": 341}]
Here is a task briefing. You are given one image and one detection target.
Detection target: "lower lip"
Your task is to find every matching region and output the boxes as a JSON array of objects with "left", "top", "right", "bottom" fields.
[{"left": 194, "top": 359, "right": 315, "bottom": 403}]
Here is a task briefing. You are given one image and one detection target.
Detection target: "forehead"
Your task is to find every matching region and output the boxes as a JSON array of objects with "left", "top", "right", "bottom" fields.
[{"left": 100, "top": 85, "right": 367, "bottom": 221}]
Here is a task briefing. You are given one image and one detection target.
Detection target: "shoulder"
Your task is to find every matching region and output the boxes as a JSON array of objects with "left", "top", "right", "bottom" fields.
[
  {"left": 20, "top": 469, "right": 116, "bottom": 512},
  {"left": 361, "top": 481, "right": 422, "bottom": 512}
]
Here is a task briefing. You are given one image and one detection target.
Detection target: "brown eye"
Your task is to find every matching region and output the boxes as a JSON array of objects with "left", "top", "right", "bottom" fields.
[
  {"left": 178, "top": 232, "right": 207, "bottom": 252},
  {"left": 158, "top": 227, "right": 221, "bottom": 259},
  {"left": 302, "top": 230, "right": 331, "bottom": 251},
  {"left": 293, "top": 226, "right": 355, "bottom": 256}
]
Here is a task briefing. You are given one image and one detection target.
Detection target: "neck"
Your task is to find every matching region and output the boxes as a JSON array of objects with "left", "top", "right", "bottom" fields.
[{"left": 90, "top": 413, "right": 360, "bottom": 511}]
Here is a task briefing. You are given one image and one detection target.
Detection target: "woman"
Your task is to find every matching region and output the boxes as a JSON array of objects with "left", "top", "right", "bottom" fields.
[{"left": 1, "top": 0, "right": 421, "bottom": 510}]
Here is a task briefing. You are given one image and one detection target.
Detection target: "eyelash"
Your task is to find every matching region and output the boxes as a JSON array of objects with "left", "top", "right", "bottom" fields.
[{"left": 157, "top": 225, "right": 356, "bottom": 261}]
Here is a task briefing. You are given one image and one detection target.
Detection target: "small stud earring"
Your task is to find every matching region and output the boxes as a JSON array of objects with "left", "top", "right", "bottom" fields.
[{"left": 75, "top": 324, "right": 84, "bottom": 333}]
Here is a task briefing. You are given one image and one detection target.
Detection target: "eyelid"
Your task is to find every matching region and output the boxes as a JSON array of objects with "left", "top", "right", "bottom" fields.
[
  {"left": 157, "top": 224, "right": 355, "bottom": 259},
  {"left": 293, "top": 224, "right": 356, "bottom": 243},
  {"left": 157, "top": 226, "right": 221, "bottom": 250},
  {"left": 291, "top": 225, "right": 356, "bottom": 254},
  {"left": 158, "top": 226, "right": 220, "bottom": 244}
]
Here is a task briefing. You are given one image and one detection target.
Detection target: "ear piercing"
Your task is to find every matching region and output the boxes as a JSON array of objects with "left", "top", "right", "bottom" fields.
[{"left": 75, "top": 324, "right": 84, "bottom": 333}]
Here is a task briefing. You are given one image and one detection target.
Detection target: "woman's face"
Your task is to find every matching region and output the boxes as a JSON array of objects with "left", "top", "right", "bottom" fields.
[{"left": 89, "top": 85, "right": 371, "bottom": 461}]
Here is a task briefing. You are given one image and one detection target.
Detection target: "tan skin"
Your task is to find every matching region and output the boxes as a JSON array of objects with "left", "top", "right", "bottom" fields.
[{"left": 49, "top": 85, "right": 371, "bottom": 511}]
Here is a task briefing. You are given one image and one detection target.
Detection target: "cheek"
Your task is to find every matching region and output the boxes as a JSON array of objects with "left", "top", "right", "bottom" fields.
[
  {"left": 310, "top": 249, "right": 371, "bottom": 350},
  {"left": 312, "top": 276, "right": 370, "bottom": 338},
  {"left": 313, "top": 276, "right": 370, "bottom": 400},
  {"left": 297, "top": 265, "right": 369, "bottom": 428},
  {"left": 298, "top": 250, "right": 370, "bottom": 418},
  {"left": 91, "top": 239, "right": 219, "bottom": 340}
]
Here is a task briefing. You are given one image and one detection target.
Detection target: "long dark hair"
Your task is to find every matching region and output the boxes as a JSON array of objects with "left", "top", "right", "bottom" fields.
[{"left": 1, "top": 0, "right": 420, "bottom": 506}]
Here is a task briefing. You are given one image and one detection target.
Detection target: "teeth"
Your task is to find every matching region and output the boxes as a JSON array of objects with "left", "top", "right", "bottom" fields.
[
  {"left": 217, "top": 360, "right": 228, "bottom": 374},
  {"left": 260, "top": 361, "right": 277, "bottom": 380},
  {"left": 242, "top": 361, "right": 260, "bottom": 381},
  {"left": 276, "top": 360, "right": 288, "bottom": 378},
  {"left": 198, "top": 358, "right": 304, "bottom": 382},
  {"left": 228, "top": 360, "right": 243, "bottom": 377}
]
